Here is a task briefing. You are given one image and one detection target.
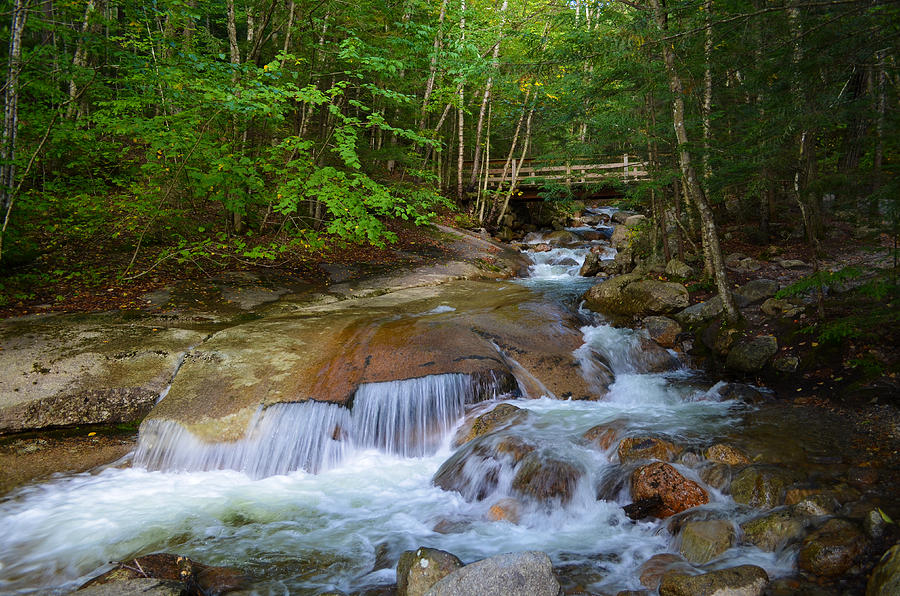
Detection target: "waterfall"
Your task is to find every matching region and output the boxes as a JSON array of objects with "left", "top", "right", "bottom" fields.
[{"left": 134, "top": 372, "right": 510, "bottom": 477}]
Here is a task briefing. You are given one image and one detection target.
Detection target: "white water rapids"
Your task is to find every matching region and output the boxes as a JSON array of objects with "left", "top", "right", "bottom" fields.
[{"left": 0, "top": 210, "right": 793, "bottom": 595}]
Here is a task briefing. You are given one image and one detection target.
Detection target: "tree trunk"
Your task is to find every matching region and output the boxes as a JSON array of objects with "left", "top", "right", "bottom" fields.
[
  {"left": 67, "top": 0, "right": 105, "bottom": 119},
  {"left": 420, "top": 0, "right": 449, "bottom": 129},
  {"left": 467, "top": 0, "right": 507, "bottom": 191},
  {"left": 456, "top": 0, "right": 466, "bottom": 200},
  {"left": 649, "top": 0, "right": 739, "bottom": 323},
  {"left": 0, "top": 0, "right": 28, "bottom": 262}
]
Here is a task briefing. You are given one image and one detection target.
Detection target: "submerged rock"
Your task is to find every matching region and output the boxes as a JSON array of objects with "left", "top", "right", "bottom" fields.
[
  {"left": 704, "top": 444, "right": 750, "bottom": 466},
  {"left": 677, "top": 520, "right": 735, "bottom": 564},
  {"left": 797, "top": 518, "right": 866, "bottom": 577},
  {"left": 730, "top": 465, "right": 794, "bottom": 509},
  {"left": 617, "top": 436, "right": 683, "bottom": 464},
  {"left": 487, "top": 497, "right": 522, "bottom": 523},
  {"left": 659, "top": 565, "right": 769, "bottom": 596},
  {"left": 638, "top": 553, "right": 691, "bottom": 590},
  {"left": 78, "top": 553, "right": 245, "bottom": 595},
  {"left": 397, "top": 547, "right": 464, "bottom": 596},
  {"left": 867, "top": 544, "right": 900, "bottom": 596},
  {"left": 511, "top": 452, "right": 582, "bottom": 504},
  {"left": 583, "top": 421, "right": 626, "bottom": 451},
  {"left": 741, "top": 509, "right": 807, "bottom": 552},
  {"left": 423, "top": 551, "right": 560, "bottom": 596},
  {"left": 630, "top": 462, "right": 709, "bottom": 518}
]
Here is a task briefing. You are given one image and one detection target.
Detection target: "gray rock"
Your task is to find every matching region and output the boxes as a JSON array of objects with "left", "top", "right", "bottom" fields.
[
  {"left": 725, "top": 336, "right": 778, "bottom": 373},
  {"left": 779, "top": 259, "right": 809, "bottom": 269},
  {"left": 579, "top": 251, "right": 602, "bottom": 277},
  {"left": 760, "top": 298, "right": 802, "bottom": 318},
  {"left": 625, "top": 214, "right": 647, "bottom": 228},
  {"left": 424, "top": 551, "right": 560, "bottom": 596},
  {"left": 643, "top": 316, "right": 682, "bottom": 349},
  {"left": 773, "top": 356, "right": 800, "bottom": 373},
  {"left": 678, "top": 520, "right": 735, "bottom": 563},
  {"left": 610, "top": 225, "right": 631, "bottom": 249},
  {"left": 659, "top": 565, "right": 769, "bottom": 596},
  {"left": 867, "top": 544, "right": 900, "bottom": 596},
  {"left": 665, "top": 259, "right": 694, "bottom": 279},
  {"left": 739, "top": 258, "right": 763, "bottom": 272},
  {"left": 675, "top": 297, "right": 723, "bottom": 326},
  {"left": 397, "top": 547, "right": 464, "bottom": 596},
  {"left": 735, "top": 279, "right": 779, "bottom": 306},
  {"left": 618, "top": 280, "right": 690, "bottom": 317},
  {"left": 612, "top": 211, "right": 634, "bottom": 224}
]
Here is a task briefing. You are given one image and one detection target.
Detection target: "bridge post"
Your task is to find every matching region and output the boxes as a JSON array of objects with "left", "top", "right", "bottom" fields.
[{"left": 623, "top": 154, "right": 629, "bottom": 181}]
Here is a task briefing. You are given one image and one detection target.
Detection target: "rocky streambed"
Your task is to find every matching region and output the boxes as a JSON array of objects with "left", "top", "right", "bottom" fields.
[{"left": 0, "top": 218, "right": 898, "bottom": 595}]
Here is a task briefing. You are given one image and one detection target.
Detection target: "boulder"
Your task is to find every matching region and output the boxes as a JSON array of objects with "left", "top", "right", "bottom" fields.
[
  {"left": 772, "top": 356, "right": 799, "bottom": 373},
  {"left": 76, "top": 579, "right": 185, "bottom": 595},
  {"left": 735, "top": 279, "right": 779, "bottom": 306},
  {"left": 424, "top": 551, "right": 560, "bottom": 596},
  {"left": 433, "top": 434, "right": 536, "bottom": 501},
  {"left": 738, "top": 257, "right": 763, "bottom": 272},
  {"left": 678, "top": 520, "right": 735, "bottom": 564},
  {"left": 625, "top": 214, "right": 647, "bottom": 227},
  {"left": 740, "top": 509, "right": 807, "bottom": 551},
  {"left": 725, "top": 336, "right": 778, "bottom": 373},
  {"left": 397, "top": 548, "right": 465, "bottom": 596},
  {"left": 581, "top": 273, "right": 644, "bottom": 312},
  {"left": 665, "top": 259, "right": 694, "bottom": 279},
  {"left": 579, "top": 251, "right": 602, "bottom": 277},
  {"left": 543, "top": 230, "right": 581, "bottom": 245},
  {"left": 699, "top": 463, "right": 732, "bottom": 491},
  {"left": 618, "top": 437, "right": 683, "bottom": 464},
  {"left": 674, "top": 297, "right": 723, "bottom": 326},
  {"left": 583, "top": 421, "right": 626, "bottom": 451},
  {"left": 704, "top": 444, "right": 750, "bottom": 466},
  {"left": 760, "top": 298, "right": 802, "bottom": 318},
  {"left": 643, "top": 316, "right": 682, "bottom": 349},
  {"left": 612, "top": 211, "right": 633, "bottom": 224},
  {"left": 659, "top": 565, "right": 769, "bottom": 596},
  {"left": 797, "top": 518, "right": 865, "bottom": 577},
  {"left": 779, "top": 259, "right": 809, "bottom": 269},
  {"left": 453, "top": 404, "right": 530, "bottom": 447},
  {"left": 610, "top": 225, "right": 632, "bottom": 249},
  {"left": 530, "top": 243, "right": 552, "bottom": 253},
  {"left": 631, "top": 462, "right": 709, "bottom": 518},
  {"left": 867, "top": 544, "right": 900, "bottom": 596},
  {"left": 725, "top": 253, "right": 747, "bottom": 268},
  {"left": 730, "top": 465, "right": 793, "bottom": 509},
  {"left": 511, "top": 452, "right": 582, "bottom": 504},
  {"left": 619, "top": 280, "right": 690, "bottom": 316}
]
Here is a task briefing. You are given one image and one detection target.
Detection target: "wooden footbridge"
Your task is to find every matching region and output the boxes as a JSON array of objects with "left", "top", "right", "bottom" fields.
[{"left": 465, "top": 155, "right": 649, "bottom": 200}]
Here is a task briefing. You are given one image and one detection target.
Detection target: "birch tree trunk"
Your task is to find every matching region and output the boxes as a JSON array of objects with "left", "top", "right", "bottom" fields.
[
  {"left": 420, "top": 0, "right": 449, "bottom": 129},
  {"left": 649, "top": 0, "right": 739, "bottom": 323},
  {"left": 467, "top": 0, "right": 507, "bottom": 191},
  {"left": 0, "top": 0, "right": 28, "bottom": 261},
  {"left": 456, "top": 0, "right": 467, "bottom": 200},
  {"left": 67, "top": 0, "right": 105, "bottom": 119}
]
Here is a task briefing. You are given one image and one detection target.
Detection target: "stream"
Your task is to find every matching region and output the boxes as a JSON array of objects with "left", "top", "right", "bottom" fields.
[{"left": 0, "top": 208, "right": 849, "bottom": 594}]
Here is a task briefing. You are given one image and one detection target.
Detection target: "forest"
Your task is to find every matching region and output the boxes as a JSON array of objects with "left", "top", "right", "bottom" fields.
[{"left": 1, "top": 0, "right": 898, "bottom": 344}]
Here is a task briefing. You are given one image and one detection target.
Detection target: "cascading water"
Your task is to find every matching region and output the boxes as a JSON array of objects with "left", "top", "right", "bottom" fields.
[{"left": 0, "top": 206, "right": 798, "bottom": 595}]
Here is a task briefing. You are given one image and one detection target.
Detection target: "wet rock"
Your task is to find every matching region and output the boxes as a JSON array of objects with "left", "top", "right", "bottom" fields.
[
  {"left": 741, "top": 509, "right": 807, "bottom": 551},
  {"left": 424, "top": 551, "right": 560, "bottom": 596},
  {"left": 760, "top": 298, "right": 802, "bottom": 318},
  {"left": 867, "top": 544, "right": 900, "bottom": 596},
  {"left": 397, "top": 547, "right": 464, "bottom": 596},
  {"left": 792, "top": 493, "right": 840, "bottom": 517},
  {"left": 583, "top": 421, "right": 626, "bottom": 451},
  {"left": 678, "top": 520, "right": 735, "bottom": 563},
  {"left": 624, "top": 495, "right": 664, "bottom": 520},
  {"left": 617, "top": 437, "right": 683, "bottom": 464},
  {"left": 643, "top": 316, "right": 682, "bottom": 349},
  {"left": 631, "top": 462, "right": 709, "bottom": 518},
  {"left": 725, "top": 335, "right": 778, "bottom": 373},
  {"left": 453, "top": 404, "right": 530, "bottom": 447},
  {"left": 704, "top": 444, "right": 750, "bottom": 466},
  {"left": 582, "top": 273, "right": 644, "bottom": 313},
  {"left": 487, "top": 497, "right": 522, "bottom": 523},
  {"left": 579, "top": 252, "right": 602, "bottom": 277},
  {"left": 633, "top": 337, "right": 680, "bottom": 372},
  {"left": 530, "top": 243, "right": 552, "bottom": 253},
  {"left": 710, "top": 382, "right": 767, "bottom": 404},
  {"left": 638, "top": 553, "right": 691, "bottom": 590},
  {"left": 797, "top": 518, "right": 865, "bottom": 577},
  {"left": 674, "top": 297, "right": 723, "bottom": 326},
  {"left": 544, "top": 230, "right": 581, "bottom": 245},
  {"left": 730, "top": 465, "right": 793, "bottom": 509},
  {"left": 863, "top": 508, "right": 887, "bottom": 539},
  {"left": 659, "top": 565, "right": 769, "bottom": 596},
  {"left": 665, "top": 259, "right": 694, "bottom": 279},
  {"left": 734, "top": 279, "right": 779, "bottom": 307},
  {"left": 848, "top": 466, "right": 880, "bottom": 487},
  {"left": 511, "top": 452, "right": 582, "bottom": 504},
  {"left": 78, "top": 553, "right": 245, "bottom": 595},
  {"left": 433, "top": 434, "right": 536, "bottom": 501},
  {"left": 699, "top": 462, "right": 732, "bottom": 491},
  {"left": 494, "top": 435, "right": 536, "bottom": 463},
  {"left": 76, "top": 579, "right": 185, "bottom": 595}
]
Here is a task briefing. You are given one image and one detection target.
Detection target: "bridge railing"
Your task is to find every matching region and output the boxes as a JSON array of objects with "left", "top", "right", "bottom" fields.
[{"left": 468, "top": 155, "right": 649, "bottom": 187}]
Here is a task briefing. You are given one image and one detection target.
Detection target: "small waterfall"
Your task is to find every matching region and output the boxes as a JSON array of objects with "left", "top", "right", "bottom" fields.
[
  {"left": 134, "top": 373, "right": 509, "bottom": 477},
  {"left": 351, "top": 373, "right": 489, "bottom": 457},
  {"left": 134, "top": 401, "right": 352, "bottom": 477}
]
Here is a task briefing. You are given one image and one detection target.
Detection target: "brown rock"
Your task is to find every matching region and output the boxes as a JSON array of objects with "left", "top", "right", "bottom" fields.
[
  {"left": 79, "top": 553, "right": 245, "bottom": 595},
  {"left": 397, "top": 547, "right": 463, "bottom": 596},
  {"left": 487, "top": 498, "right": 522, "bottom": 523},
  {"left": 453, "top": 403, "right": 529, "bottom": 447},
  {"left": 631, "top": 462, "right": 709, "bottom": 518},
  {"left": 583, "top": 421, "right": 625, "bottom": 451},
  {"left": 797, "top": 518, "right": 865, "bottom": 577},
  {"left": 643, "top": 316, "right": 682, "bottom": 349},
  {"left": 618, "top": 437, "right": 683, "bottom": 464},
  {"left": 704, "top": 444, "right": 750, "bottom": 466},
  {"left": 512, "top": 452, "right": 582, "bottom": 504},
  {"left": 638, "top": 553, "right": 690, "bottom": 590},
  {"left": 659, "top": 565, "right": 769, "bottom": 596},
  {"left": 678, "top": 520, "right": 735, "bottom": 564}
]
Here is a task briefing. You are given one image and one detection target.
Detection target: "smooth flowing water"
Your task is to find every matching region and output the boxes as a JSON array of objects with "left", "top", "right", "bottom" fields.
[{"left": 0, "top": 212, "right": 792, "bottom": 595}]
